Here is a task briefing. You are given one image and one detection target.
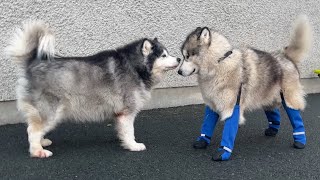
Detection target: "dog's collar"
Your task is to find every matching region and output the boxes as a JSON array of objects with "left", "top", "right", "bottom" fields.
[{"left": 218, "top": 50, "right": 233, "bottom": 63}]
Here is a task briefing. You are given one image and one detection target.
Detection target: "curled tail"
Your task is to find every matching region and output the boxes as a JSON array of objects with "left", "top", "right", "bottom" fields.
[
  {"left": 284, "top": 15, "right": 312, "bottom": 65},
  {"left": 5, "top": 20, "right": 55, "bottom": 67}
]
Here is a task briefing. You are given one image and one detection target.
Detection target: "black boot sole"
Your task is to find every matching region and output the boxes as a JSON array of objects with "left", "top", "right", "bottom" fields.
[
  {"left": 293, "top": 141, "right": 305, "bottom": 149},
  {"left": 193, "top": 140, "right": 208, "bottom": 149},
  {"left": 265, "top": 127, "right": 278, "bottom": 137}
]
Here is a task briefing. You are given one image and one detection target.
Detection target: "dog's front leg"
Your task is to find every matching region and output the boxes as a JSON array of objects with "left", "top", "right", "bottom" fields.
[
  {"left": 115, "top": 113, "right": 146, "bottom": 151},
  {"left": 212, "top": 87, "right": 242, "bottom": 161},
  {"left": 212, "top": 105, "right": 240, "bottom": 161}
]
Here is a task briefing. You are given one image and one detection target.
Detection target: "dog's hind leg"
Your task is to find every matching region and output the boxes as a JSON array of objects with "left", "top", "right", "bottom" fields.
[
  {"left": 116, "top": 112, "right": 146, "bottom": 151},
  {"left": 39, "top": 105, "right": 65, "bottom": 148},
  {"left": 23, "top": 103, "right": 64, "bottom": 158},
  {"left": 278, "top": 67, "right": 306, "bottom": 148},
  {"left": 20, "top": 101, "right": 53, "bottom": 158},
  {"left": 281, "top": 73, "right": 306, "bottom": 148},
  {"left": 281, "top": 91, "right": 306, "bottom": 149},
  {"left": 264, "top": 102, "right": 281, "bottom": 137}
]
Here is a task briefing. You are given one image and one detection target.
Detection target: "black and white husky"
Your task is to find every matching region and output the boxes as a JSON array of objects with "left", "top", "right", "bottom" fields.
[{"left": 6, "top": 21, "right": 180, "bottom": 158}]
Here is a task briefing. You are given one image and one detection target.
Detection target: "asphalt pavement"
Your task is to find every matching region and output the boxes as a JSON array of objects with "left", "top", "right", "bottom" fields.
[{"left": 0, "top": 94, "right": 320, "bottom": 180}]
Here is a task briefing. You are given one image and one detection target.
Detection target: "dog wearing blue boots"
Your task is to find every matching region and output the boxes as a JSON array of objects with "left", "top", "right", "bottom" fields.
[{"left": 177, "top": 15, "right": 311, "bottom": 161}]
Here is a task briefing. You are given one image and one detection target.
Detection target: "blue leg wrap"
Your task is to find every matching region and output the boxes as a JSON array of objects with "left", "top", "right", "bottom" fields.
[
  {"left": 281, "top": 93, "right": 306, "bottom": 148},
  {"left": 196, "top": 106, "right": 219, "bottom": 144},
  {"left": 212, "top": 104, "right": 240, "bottom": 161},
  {"left": 264, "top": 109, "right": 281, "bottom": 136},
  {"left": 265, "top": 108, "right": 281, "bottom": 130}
]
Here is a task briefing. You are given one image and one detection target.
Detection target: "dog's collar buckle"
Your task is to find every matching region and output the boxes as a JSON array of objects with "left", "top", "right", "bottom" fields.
[{"left": 218, "top": 50, "right": 233, "bottom": 63}]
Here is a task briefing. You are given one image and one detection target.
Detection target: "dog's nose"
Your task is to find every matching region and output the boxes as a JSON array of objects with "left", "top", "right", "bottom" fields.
[
  {"left": 178, "top": 69, "right": 182, "bottom": 75},
  {"left": 177, "top": 58, "right": 181, "bottom": 63}
]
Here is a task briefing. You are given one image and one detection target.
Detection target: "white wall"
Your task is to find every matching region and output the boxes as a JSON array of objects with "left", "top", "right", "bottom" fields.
[{"left": 1, "top": 0, "right": 319, "bottom": 101}]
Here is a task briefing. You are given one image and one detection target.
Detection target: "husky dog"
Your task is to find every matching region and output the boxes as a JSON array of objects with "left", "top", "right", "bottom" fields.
[
  {"left": 6, "top": 21, "right": 180, "bottom": 158},
  {"left": 178, "top": 16, "right": 312, "bottom": 161}
]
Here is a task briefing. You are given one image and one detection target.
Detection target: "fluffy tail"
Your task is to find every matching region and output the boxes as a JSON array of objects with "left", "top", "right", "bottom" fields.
[
  {"left": 284, "top": 15, "right": 312, "bottom": 65},
  {"left": 5, "top": 20, "right": 55, "bottom": 67}
]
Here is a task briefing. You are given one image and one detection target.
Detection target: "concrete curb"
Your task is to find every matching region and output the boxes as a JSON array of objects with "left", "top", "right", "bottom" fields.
[{"left": 1, "top": 78, "right": 319, "bottom": 126}]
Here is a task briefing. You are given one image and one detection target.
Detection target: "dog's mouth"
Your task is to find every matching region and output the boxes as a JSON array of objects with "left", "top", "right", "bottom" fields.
[
  {"left": 189, "top": 69, "right": 196, "bottom": 76},
  {"left": 166, "top": 65, "right": 179, "bottom": 70}
]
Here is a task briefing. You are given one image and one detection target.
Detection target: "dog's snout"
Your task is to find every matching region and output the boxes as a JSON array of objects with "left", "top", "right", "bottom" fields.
[
  {"left": 178, "top": 69, "right": 182, "bottom": 75},
  {"left": 177, "top": 58, "right": 181, "bottom": 63}
]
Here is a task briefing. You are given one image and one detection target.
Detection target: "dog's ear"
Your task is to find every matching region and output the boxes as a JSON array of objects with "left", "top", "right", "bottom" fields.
[
  {"left": 199, "top": 27, "right": 210, "bottom": 44},
  {"left": 142, "top": 39, "right": 153, "bottom": 56},
  {"left": 153, "top": 37, "right": 158, "bottom": 42}
]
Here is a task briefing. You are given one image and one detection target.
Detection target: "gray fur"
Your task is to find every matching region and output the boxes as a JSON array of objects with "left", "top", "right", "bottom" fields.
[
  {"left": 179, "top": 16, "right": 312, "bottom": 124},
  {"left": 6, "top": 21, "right": 180, "bottom": 157}
]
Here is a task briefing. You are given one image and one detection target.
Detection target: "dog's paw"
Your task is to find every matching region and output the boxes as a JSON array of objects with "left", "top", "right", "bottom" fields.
[
  {"left": 293, "top": 141, "right": 305, "bottom": 149},
  {"left": 212, "top": 148, "right": 231, "bottom": 161},
  {"left": 193, "top": 139, "right": 208, "bottom": 149},
  {"left": 123, "top": 142, "right": 146, "bottom": 151},
  {"left": 30, "top": 149, "right": 53, "bottom": 158},
  {"left": 265, "top": 128, "right": 278, "bottom": 137},
  {"left": 41, "top": 138, "right": 52, "bottom": 147}
]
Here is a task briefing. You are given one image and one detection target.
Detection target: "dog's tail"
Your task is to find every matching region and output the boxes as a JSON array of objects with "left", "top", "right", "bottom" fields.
[
  {"left": 284, "top": 15, "right": 312, "bottom": 65},
  {"left": 5, "top": 20, "right": 55, "bottom": 67}
]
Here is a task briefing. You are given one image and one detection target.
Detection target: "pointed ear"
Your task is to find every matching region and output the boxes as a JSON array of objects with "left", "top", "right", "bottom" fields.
[
  {"left": 199, "top": 27, "right": 211, "bottom": 44},
  {"left": 154, "top": 37, "right": 158, "bottom": 42},
  {"left": 142, "top": 40, "right": 153, "bottom": 56}
]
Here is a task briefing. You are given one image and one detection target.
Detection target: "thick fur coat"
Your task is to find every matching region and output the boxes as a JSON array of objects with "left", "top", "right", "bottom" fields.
[
  {"left": 6, "top": 21, "right": 180, "bottom": 158},
  {"left": 179, "top": 16, "right": 312, "bottom": 124}
]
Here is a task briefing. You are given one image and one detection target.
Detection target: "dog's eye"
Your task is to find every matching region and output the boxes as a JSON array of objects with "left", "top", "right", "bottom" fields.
[
  {"left": 191, "top": 51, "right": 196, "bottom": 56},
  {"left": 162, "top": 54, "right": 167, "bottom": 58},
  {"left": 186, "top": 54, "right": 190, "bottom": 59}
]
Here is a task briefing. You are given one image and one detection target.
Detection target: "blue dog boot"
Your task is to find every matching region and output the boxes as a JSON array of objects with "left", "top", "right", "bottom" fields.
[
  {"left": 212, "top": 105, "right": 240, "bottom": 161},
  {"left": 193, "top": 106, "right": 219, "bottom": 149},
  {"left": 281, "top": 94, "right": 306, "bottom": 149},
  {"left": 212, "top": 147, "right": 232, "bottom": 161},
  {"left": 264, "top": 109, "right": 281, "bottom": 137},
  {"left": 285, "top": 107, "right": 306, "bottom": 149}
]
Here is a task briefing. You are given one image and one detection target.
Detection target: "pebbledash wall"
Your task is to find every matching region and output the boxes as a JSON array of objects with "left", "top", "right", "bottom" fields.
[{"left": 0, "top": 1, "right": 320, "bottom": 124}]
